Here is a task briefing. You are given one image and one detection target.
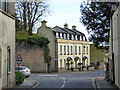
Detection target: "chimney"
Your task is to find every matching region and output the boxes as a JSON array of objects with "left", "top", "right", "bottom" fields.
[
  {"left": 41, "top": 20, "right": 47, "bottom": 26},
  {"left": 64, "top": 23, "right": 68, "bottom": 29},
  {"left": 72, "top": 25, "right": 76, "bottom": 30}
]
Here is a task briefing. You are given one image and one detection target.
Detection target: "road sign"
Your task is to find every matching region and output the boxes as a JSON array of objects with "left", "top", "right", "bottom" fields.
[
  {"left": 16, "top": 54, "right": 22, "bottom": 64},
  {"left": 52, "top": 58, "right": 58, "bottom": 61}
]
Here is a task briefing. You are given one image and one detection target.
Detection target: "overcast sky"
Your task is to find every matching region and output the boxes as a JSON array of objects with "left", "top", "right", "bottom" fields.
[{"left": 35, "top": 0, "right": 89, "bottom": 40}]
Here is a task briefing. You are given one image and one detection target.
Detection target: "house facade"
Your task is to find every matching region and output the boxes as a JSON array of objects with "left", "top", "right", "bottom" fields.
[
  {"left": 0, "top": 1, "right": 15, "bottom": 89},
  {"left": 37, "top": 21, "right": 90, "bottom": 72},
  {"left": 109, "top": 3, "right": 120, "bottom": 88}
]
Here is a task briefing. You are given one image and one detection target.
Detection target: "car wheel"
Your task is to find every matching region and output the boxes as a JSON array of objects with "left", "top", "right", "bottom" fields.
[{"left": 26, "top": 75, "right": 29, "bottom": 78}]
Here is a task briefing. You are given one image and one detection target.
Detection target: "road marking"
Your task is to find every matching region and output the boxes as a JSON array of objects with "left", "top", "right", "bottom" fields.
[
  {"left": 62, "top": 84, "right": 65, "bottom": 88},
  {"left": 97, "top": 82, "right": 100, "bottom": 89},
  {"left": 38, "top": 75, "right": 58, "bottom": 77},
  {"left": 32, "top": 81, "right": 39, "bottom": 88},
  {"left": 63, "top": 77, "right": 65, "bottom": 80},
  {"left": 92, "top": 78, "right": 96, "bottom": 89}
]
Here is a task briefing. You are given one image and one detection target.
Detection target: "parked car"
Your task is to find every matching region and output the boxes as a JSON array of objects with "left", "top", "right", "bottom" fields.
[{"left": 15, "top": 66, "right": 31, "bottom": 78}]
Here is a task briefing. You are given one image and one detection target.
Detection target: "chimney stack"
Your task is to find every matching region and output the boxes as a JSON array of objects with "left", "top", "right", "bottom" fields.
[
  {"left": 41, "top": 20, "right": 47, "bottom": 26},
  {"left": 64, "top": 23, "right": 68, "bottom": 29},
  {"left": 72, "top": 25, "right": 76, "bottom": 30}
]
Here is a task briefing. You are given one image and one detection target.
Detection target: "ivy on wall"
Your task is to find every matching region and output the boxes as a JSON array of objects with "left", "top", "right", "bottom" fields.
[{"left": 16, "top": 31, "right": 50, "bottom": 63}]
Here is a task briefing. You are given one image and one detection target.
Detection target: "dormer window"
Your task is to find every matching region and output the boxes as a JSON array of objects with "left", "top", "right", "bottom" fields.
[
  {"left": 64, "top": 33, "right": 66, "bottom": 39},
  {"left": 56, "top": 32, "right": 59, "bottom": 38},
  {"left": 80, "top": 36, "right": 82, "bottom": 41},
  {"left": 60, "top": 33, "right": 63, "bottom": 39},
  {"left": 83, "top": 36, "right": 85, "bottom": 41},
  {"left": 72, "top": 35, "right": 74, "bottom": 40},
  {"left": 75, "top": 35, "right": 78, "bottom": 40},
  {"left": 67, "top": 34, "right": 69, "bottom": 40}
]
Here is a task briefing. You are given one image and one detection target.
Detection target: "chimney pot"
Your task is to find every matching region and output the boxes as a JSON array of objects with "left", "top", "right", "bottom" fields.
[
  {"left": 72, "top": 25, "right": 76, "bottom": 30},
  {"left": 64, "top": 23, "right": 68, "bottom": 29},
  {"left": 41, "top": 20, "right": 47, "bottom": 26}
]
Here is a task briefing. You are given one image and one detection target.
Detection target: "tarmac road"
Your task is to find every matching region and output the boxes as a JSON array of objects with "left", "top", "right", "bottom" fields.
[{"left": 30, "top": 70, "right": 105, "bottom": 89}]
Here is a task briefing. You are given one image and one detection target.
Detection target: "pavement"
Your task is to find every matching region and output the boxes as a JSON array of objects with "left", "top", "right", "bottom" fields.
[
  {"left": 14, "top": 77, "right": 39, "bottom": 88},
  {"left": 95, "top": 77, "right": 119, "bottom": 90}
]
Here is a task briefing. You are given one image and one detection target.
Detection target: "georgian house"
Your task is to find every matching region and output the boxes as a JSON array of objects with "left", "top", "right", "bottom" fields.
[
  {"left": 0, "top": 1, "right": 15, "bottom": 89},
  {"left": 37, "top": 20, "right": 90, "bottom": 72}
]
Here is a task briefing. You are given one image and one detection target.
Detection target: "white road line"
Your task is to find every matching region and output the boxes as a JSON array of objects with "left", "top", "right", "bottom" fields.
[
  {"left": 38, "top": 75, "right": 58, "bottom": 77},
  {"left": 32, "top": 81, "right": 39, "bottom": 88},
  {"left": 61, "top": 77, "right": 65, "bottom": 88},
  {"left": 63, "top": 77, "right": 65, "bottom": 80},
  {"left": 62, "top": 84, "right": 65, "bottom": 88},
  {"left": 97, "top": 82, "right": 100, "bottom": 89}
]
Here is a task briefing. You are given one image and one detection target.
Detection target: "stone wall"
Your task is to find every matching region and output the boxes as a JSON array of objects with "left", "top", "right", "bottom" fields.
[{"left": 16, "top": 45, "right": 49, "bottom": 73}]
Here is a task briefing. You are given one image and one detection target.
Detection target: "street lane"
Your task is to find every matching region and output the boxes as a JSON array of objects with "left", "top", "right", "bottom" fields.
[{"left": 30, "top": 70, "right": 104, "bottom": 89}]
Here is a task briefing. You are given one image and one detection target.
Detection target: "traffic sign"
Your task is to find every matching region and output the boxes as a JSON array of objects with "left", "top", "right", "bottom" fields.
[
  {"left": 52, "top": 58, "right": 58, "bottom": 61},
  {"left": 16, "top": 54, "right": 22, "bottom": 64}
]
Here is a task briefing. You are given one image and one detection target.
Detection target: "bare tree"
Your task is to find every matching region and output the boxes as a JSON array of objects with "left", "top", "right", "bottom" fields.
[{"left": 15, "top": 0, "right": 49, "bottom": 35}]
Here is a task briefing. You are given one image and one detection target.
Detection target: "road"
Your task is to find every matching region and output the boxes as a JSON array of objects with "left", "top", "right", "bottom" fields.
[{"left": 30, "top": 70, "right": 105, "bottom": 89}]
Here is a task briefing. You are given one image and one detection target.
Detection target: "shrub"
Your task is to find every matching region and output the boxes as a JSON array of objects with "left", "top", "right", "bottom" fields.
[{"left": 15, "top": 71, "right": 25, "bottom": 84}]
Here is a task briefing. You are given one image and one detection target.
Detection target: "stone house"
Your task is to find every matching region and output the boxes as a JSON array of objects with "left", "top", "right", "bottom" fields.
[
  {"left": 109, "top": 3, "right": 120, "bottom": 89},
  {"left": 0, "top": 1, "right": 15, "bottom": 89},
  {"left": 37, "top": 20, "right": 90, "bottom": 72}
]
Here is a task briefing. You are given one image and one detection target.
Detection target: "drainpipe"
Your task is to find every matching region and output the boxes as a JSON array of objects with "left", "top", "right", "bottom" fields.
[{"left": 111, "top": 15, "right": 115, "bottom": 84}]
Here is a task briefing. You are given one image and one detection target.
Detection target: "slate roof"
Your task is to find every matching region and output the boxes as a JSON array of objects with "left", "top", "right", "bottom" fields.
[{"left": 52, "top": 26, "right": 86, "bottom": 37}]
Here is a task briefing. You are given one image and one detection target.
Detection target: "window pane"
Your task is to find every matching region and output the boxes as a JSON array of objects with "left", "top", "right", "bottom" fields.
[
  {"left": 64, "top": 46, "right": 66, "bottom": 55},
  {"left": 60, "top": 45, "right": 62, "bottom": 55},
  {"left": 71, "top": 46, "right": 72, "bottom": 55},
  {"left": 60, "top": 59, "right": 62, "bottom": 69},
  {"left": 67, "top": 46, "right": 69, "bottom": 55},
  {"left": 75, "top": 46, "right": 77, "bottom": 55},
  {"left": 86, "top": 46, "right": 88, "bottom": 54},
  {"left": 79, "top": 46, "right": 81, "bottom": 54},
  {"left": 64, "top": 59, "right": 66, "bottom": 68}
]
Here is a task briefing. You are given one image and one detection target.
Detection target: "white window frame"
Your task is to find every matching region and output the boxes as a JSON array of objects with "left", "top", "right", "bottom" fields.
[
  {"left": 72, "top": 35, "right": 74, "bottom": 40},
  {"left": 60, "top": 33, "right": 63, "bottom": 39},
  {"left": 64, "top": 33, "right": 66, "bottom": 39},
  {"left": 60, "top": 45, "right": 62, "bottom": 55},
  {"left": 67, "top": 46, "right": 69, "bottom": 55},
  {"left": 83, "top": 46, "right": 85, "bottom": 54},
  {"left": 64, "top": 59, "right": 66, "bottom": 68},
  {"left": 75, "top": 35, "right": 78, "bottom": 40},
  {"left": 64, "top": 46, "right": 66, "bottom": 55},
  {"left": 75, "top": 46, "right": 77, "bottom": 55},
  {"left": 79, "top": 46, "right": 81, "bottom": 55},
  {"left": 71, "top": 46, "right": 73, "bottom": 55},
  {"left": 86, "top": 46, "right": 88, "bottom": 54},
  {"left": 56, "top": 32, "right": 59, "bottom": 38},
  {"left": 67, "top": 34, "right": 69, "bottom": 40},
  {"left": 60, "top": 59, "right": 62, "bottom": 69}
]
